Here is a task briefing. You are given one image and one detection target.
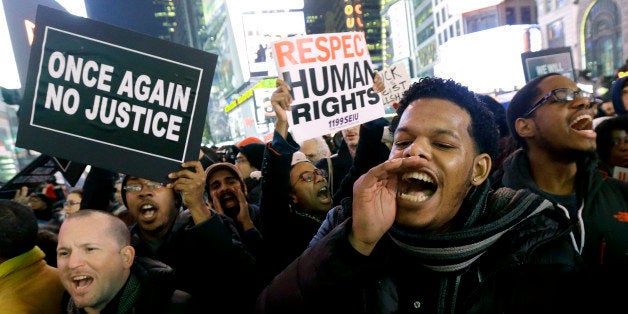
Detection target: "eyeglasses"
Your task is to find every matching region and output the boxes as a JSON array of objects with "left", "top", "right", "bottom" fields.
[
  {"left": 523, "top": 88, "right": 600, "bottom": 117},
  {"left": 123, "top": 182, "right": 164, "bottom": 193},
  {"left": 63, "top": 201, "right": 81, "bottom": 206},
  {"left": 297, "top": 169, "right": 328, "bottom": 183}
]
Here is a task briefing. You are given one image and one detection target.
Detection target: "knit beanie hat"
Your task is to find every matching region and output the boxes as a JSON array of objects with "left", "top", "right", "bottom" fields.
[
  {"left": 237, "top": 136, "right": 264, "bottom": 147},
  {"left": 204, "top": 162, "right": 247, "bottom": 201},
  {"left": 611, "top": 76, "right": 628, "bottom": 115},
  {"left": 237, "top": 143, "right": 265, "bottom": 170}
]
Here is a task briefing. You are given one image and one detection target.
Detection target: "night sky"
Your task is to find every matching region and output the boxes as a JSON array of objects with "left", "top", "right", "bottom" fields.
[{"left": 83, "top": 0, "right": 163, "bottom": 38}]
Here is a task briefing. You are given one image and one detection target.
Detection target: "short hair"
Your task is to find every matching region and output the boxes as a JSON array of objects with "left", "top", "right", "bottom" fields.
[
  {"left": 37, "top": 229, "right": 58, "bottom": 267},
  {"left": 64, "top": 210, "right": 130, "bottom": 247},
  {"left": 67, "top": 188, "right": 83, "bottom": 197},
  {"left": 389, "top": 77, "right": 499, "bottom": 161},
  {"left": 300, "top": 137, "right": 331, "bottom": 161},
  {"left": 595, "top": 115, "right": 628, "bottom": 163},
  {"left": 506, "top": 73, "right": 562, "bottom": 149},
  {"left": 30, "top": 192, "right": 53, "bottom": 209},
  {"left": 0, "top": 199, "right": 38, "bottom": 260},
  {"left": 477, "top": 94, "right": 508, "bottom": 138}
]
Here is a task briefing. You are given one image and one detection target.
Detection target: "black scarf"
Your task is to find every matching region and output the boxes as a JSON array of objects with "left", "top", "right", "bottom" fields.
[
  {"left": 66, "top": 274, "right": 140, "bottom": 314},
  {"left": 388, "top": 182, "right": 553, "bottom": 272}
]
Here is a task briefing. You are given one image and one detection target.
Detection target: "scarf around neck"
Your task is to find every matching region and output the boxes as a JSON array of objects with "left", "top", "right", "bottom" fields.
[{"left": 388, "top": 182, "right": 553, "bottom": 272}]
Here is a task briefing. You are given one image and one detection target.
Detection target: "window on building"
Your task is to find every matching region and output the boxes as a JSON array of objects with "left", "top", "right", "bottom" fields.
[
  {"left": 443, "top": 31, "right": 448, "bottom": 42},
  {"left": 416, "top": 5, "right": 432, "bottom": 26},
  {"left": 545, "top": 0, "right": 553, "bottom": 14},
  {"left": 506, "top": 7, "right": 516, "bottom": 24},
  {"left": 438, "top": 33, "right": 442, "bottom": 45},
  {"left": 521, "top": 6, "right": 532, "bottom": 24},
  {"left": 456, "top": 20, "right": 461, "bottom": 35},
  {"left": 418, "top": 42, "right": 436, "bottom": 68},
  {"left": 547, "top": 19, "right": 565, "bottom": 48},
  {"left": 466, "top": 18, "right": 477, "bottom": 33},
  {"left": 417, "top": 24, "right": 434, "bottom": 43},
  {"left": 449, "top": 24, "right": 454, "bottom": 37},
  {"left": 467, "top": 13, "right": 497, "bottom": 33},
  {"left": 441, "top": 8, "right": 446, "bottom": 23},
  {"left": 436, "top": 13, "right": 440, "bottom": 26},
  {"left": 556, "top": 0, "right": 566, "bottom": 9}
]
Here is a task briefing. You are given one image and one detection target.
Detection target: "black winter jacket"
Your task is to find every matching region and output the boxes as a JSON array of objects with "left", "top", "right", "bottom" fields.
[
  {"left": 496, "top": 149, "right": 628, "bottom": 267},
  {"left": 258, "top": 131, "right": 324, "bottom": 285},
  {"left": 259, "top": 184, "right": 589, "bottom": 313},
  {"left": 130, "top": 210, "right": 258, "bottom": 314},
  {"left": 63, "top": 257, "right": 192, "bottom": 313}
]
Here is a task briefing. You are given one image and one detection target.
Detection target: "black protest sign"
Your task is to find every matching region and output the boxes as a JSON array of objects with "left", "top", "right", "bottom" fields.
[
  {"left": 0, "top": 155, "right": 85, "bottom": 199},
  {"left": 16, "top": 5, "right": 217, "bottom": 183},
  {"left": 521, "top": 47, "right": 575, "bottom": 82}
]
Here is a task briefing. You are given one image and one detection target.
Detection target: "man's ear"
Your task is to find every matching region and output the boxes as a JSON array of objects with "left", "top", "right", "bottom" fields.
[
  {"left": 120, "top": 245, "right": 135, "bottom": 268},
  {"left": 289, "top": 192, "right": 298, "bottom": 204},
  {"left": 514, "top": 117, "right": 535, "bottom": 139},
  {"left": 471, "top": 153, "right": 491, "bottom": 186}
]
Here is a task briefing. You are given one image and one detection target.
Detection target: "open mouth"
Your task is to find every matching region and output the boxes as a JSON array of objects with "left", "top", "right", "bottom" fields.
[
  {"left": 570, "top": 114, "right": 596, "bottom": 136},
  {"left": 398, "top": 172, "right": 437, "bottom": 203},
  {"left": 219, "top": 192, "right": 238, "bottom": 207},
  {"left": 317, "top": 186, "right": 331, "bottom": 203},
  {"left": 139, "top": 203, "right": 157, "bottom": 220},
  {"left": 571, "top": 114, "right": 592, "bottom": 130},
  {"left": 72, "top": 275, "right": 93, "bottom": 292}
]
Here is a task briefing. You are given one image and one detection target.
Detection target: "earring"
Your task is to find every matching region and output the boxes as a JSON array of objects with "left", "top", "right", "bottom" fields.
[{"left": 472, "top": 177, "right": 478, "bottom": 182}]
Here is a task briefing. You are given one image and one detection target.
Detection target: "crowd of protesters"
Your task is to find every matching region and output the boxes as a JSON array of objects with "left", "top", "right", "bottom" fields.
[{"left": 2, "top": 58, "right": 628, "bottom": 313}]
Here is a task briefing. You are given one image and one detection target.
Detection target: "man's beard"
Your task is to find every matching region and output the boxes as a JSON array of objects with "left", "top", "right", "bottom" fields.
[
  {"left": 219, "top": 196, "right": 240, "bottom": 220},
  {"left": 536, "top": 131, "right": 596, "bottom": 163},
  {"left": 223, "top": 205, "right": 239, "bottom": 220}
]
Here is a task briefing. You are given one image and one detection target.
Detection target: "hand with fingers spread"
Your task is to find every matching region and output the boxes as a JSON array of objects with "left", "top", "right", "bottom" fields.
[
  {"left": 349, "top": 158, "right": 402, "bottom": 255},
  {"left": 168, "top": 160, "right": 211, "bottom": 223}
]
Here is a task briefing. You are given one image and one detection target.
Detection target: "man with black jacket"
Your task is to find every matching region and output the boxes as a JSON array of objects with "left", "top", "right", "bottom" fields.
[
  {"left": 495, "top": 73, "right": 628, "bottom": 311},
  {"left": 257, "top": 76, "right": 589, "bottom": 313},
  {"left": 120, "top": 161, "right": 259, "bottom": 313}
]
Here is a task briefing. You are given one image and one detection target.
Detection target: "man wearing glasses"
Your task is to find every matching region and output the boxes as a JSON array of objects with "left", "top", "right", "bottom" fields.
[
  {"left": 497, "top": 73, "right": 628, "bottom": 303},
  {"left": 119, "top": 161, "right": 259, "bottom": 313},
  {"left": 257, "top": 78, "right": 333, "bottom": 285},
  {"left": 62, "top": 188, "right": 82, "bottom": 218}
]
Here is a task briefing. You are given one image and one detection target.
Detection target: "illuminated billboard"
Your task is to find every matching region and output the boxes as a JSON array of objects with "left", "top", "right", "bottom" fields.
[
  {"left": 241, "top": 11, "right": 306, "bottom": 77},
  {"left": 434, "top": 25, "right": 541, "bottom": 94}
]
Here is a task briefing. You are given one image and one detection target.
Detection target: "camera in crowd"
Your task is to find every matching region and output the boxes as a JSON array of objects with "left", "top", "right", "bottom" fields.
[{"left": 215, "top": 144, "right": 238, "bottom": 164}]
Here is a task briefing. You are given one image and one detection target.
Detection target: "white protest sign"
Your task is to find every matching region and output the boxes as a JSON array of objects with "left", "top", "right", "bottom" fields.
[
  {"left": 379, "top": 61, "right": 411, "bottom": 108},
  {"left": 613, "top": 166, "right": 628, "bottom": 182},
  {"left": 271, "top": 32, "right": 385, "bottom": 143}
]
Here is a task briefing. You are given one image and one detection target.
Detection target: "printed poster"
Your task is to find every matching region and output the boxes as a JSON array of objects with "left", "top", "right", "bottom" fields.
[
  {"left": 16, "top": 5, "right": 217, "bottom": 183},
  {"left": 271, "top": 32, "right": 385, "bottom": 143}
]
